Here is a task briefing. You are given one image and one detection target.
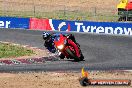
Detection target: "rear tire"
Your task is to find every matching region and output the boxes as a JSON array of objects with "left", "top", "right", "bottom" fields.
[{"left": 80, "top": 53, "right": 84, "bottom": 61}]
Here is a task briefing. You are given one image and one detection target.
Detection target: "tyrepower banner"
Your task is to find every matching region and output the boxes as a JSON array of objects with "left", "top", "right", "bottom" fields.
[
  {"left": 1, "top": 16, "right": 132, "bottom": 36},
  {"left": 29, "top": 18, "right": 52, "bottom": 30},
  {"left": 49, "top": 19, "right": 132, "bottom": 35},
  {"left": 0, "top": 17, "right": 29, "bottom": 29}
]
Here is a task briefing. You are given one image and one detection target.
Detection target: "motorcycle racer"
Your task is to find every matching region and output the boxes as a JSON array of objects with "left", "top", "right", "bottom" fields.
[
  {"left": 42, "top": 32, "right": 56, "bottom": 53},
  {"left": 42, "top": 32, "right": 83, "bottom": 60}
]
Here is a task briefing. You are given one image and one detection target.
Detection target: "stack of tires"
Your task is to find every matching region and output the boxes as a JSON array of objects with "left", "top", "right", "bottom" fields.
[{"left": 117, "top": 0, "right": 132, "bottom": 21}]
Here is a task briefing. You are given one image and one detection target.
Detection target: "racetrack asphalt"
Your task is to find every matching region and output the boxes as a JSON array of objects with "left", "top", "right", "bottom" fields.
[{"left": 0, "top": 28, "right": 132, "bottom": 72}]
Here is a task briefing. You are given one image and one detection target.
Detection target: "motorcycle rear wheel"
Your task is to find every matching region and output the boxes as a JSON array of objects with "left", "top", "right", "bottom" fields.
[{"left": 80, "top": 53, "right": 84, "bottom": 61}]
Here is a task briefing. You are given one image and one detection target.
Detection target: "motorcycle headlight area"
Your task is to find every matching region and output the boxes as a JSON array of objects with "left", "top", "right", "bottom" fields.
[{"left": 57, "top": 45, "right": 64, "bottom": 50}]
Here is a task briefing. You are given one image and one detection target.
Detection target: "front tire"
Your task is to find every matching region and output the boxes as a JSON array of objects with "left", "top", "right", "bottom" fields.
[
  {"left": 65, "top": 48, "right": 79, "bottom": 61},
  {"left": 59, "top": 53, "right": 65, "bottom": 59}
]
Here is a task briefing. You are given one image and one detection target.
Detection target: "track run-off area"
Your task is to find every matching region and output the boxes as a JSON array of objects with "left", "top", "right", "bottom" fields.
[{"left": 0, "top": 28, "right": 132, "bottom": 72}]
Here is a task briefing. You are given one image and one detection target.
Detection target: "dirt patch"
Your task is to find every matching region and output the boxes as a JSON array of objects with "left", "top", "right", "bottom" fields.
[
  {"left": 0, "top": 0, "right": 119, "bottom": 12},
  {"left": 1, "top": 0, "right": 119, "bottom": 8},
  {"left": 0, "top": 71, "right": 131, "bottom": 88},
  {"left": 0, "top": 0, "right": 120, "bottom": 21}
]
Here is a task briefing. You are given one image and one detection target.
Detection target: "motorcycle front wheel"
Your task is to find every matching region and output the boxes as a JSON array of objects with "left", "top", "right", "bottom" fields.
[{"left": 65, "top": 48, "right": 79, "bottom": 61}]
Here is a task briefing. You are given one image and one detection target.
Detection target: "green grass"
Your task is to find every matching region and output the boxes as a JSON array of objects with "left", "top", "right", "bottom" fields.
[{"left": 0, "top": 43, "right": 34, "bottom": 58}]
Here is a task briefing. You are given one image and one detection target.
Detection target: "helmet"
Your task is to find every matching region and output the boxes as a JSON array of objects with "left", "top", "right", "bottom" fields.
[{"left": 42, "top": 32, "right": 50, "bottom": 40}]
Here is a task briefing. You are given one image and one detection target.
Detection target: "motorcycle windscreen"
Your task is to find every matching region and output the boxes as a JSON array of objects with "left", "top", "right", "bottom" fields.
[{"left": 54, "top": 34, "right": 65, "bottom": 46}]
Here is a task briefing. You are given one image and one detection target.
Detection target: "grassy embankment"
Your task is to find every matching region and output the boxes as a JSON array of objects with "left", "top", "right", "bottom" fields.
[
  {"left": 0, "top": 0, "right": 119, "bottom": 21},
  {"left": 0, "top": 9, "right": 118, "bottom": 22},
  {"left": 0, "top": 43, "right": 34, "bottom": 58}
]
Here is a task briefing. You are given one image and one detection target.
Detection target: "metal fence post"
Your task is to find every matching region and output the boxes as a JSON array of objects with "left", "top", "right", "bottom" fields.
[
  {"left": 64, "top": 5, "right": 66, "bottom": 18},
  {"left": 3, "top": 0, "right": 6, "bottom": 16},
  {"left": 33, "top": 0, "right": 35, "bottom": 17},
  {"left": 126, "top": 9, "right": 128, "bottom": 21},
  {"left": 93, "top": 7, "right": 97, "bottom": 21},
  {"left": 33, "top": 5, "right": 35, "bottom": 17}
]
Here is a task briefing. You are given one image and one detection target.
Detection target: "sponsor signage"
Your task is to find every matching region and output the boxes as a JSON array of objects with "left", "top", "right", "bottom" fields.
[
  {"left": 29, "top": 18, "right": 52, "bottom": 30},
  {"left": 0, "top": 17, "right": 29, "bottom": 29},
  {"left": 0, "top": 16, "right": 132, "bottom": 36},
  {"left": 49, "top": 19, "right": 132, "bottom": 35}
]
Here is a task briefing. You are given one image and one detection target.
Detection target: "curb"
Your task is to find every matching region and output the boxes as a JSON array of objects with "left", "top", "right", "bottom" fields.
[{"left": 0, "top": 56, "right": 59, "bottom": 65}]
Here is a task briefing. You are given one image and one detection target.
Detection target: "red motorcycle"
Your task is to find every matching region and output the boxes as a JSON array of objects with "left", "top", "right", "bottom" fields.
[{"left": 54, "top": 34, "right": 84, "bottom": 61}]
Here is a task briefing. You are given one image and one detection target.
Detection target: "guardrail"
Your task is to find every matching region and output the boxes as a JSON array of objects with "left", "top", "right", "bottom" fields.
[{"left": 0, "top": 16, "right": 132, "bottom": 36}]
